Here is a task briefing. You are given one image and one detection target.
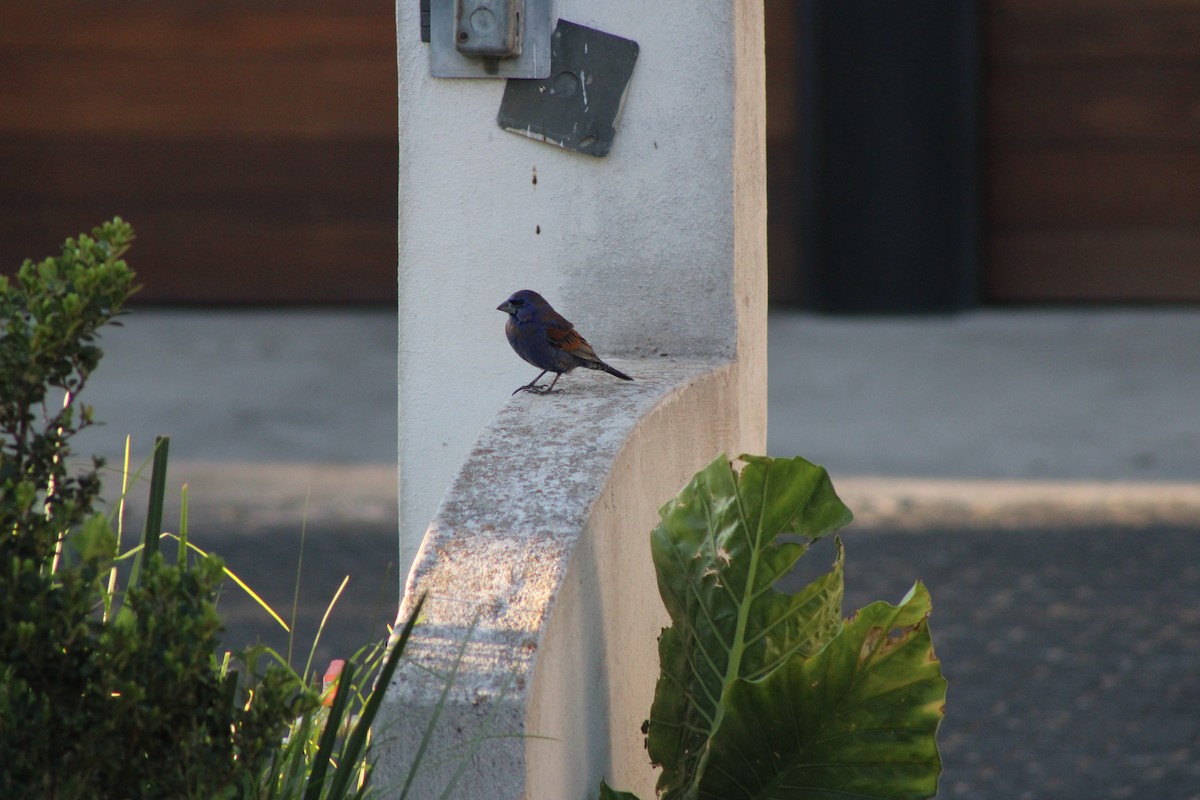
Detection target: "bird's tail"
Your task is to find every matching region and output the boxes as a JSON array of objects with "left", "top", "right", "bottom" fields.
[{"left": 588, "top": 359, "right": 633, "bottom": 381}]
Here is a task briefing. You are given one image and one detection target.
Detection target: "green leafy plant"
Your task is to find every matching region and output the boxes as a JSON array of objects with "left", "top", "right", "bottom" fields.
[
  {"left": 0, "top": 220, "right": 429, "bottom": 799},
  {"left": 601, "top": 454, "right": 946, "bottom": 800},
  {"left": 1, "top": 219, "right": 515, "bottom": 798},
  {"left": 0, "top": 221, "right": 313, "bottom": 798},
  {"left": 123, "top": 439, "right": 421, "bottom": 800},
  {"left": 1, "top": 217, "right": 137, "bottom": 567},
  {"left": 259, "top": 594, "right": 426, "bottom": 800}
]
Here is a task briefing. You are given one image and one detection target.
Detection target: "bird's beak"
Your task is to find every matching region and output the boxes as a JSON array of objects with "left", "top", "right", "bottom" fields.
[{"left": 497, "top": 301, "right": 514, "bottom": 313}]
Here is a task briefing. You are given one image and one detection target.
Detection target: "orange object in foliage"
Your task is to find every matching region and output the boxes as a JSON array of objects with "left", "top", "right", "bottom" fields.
[{"left": 322, "top": 659, "right": 346, "bottom": 707}]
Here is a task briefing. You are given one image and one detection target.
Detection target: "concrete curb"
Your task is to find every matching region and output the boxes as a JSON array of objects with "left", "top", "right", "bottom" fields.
[
  {"left": 113, "top": 461, "right": 398, "bottom": 529},
  {"left": 836, "top": 476, "right": 1200, "bottom": 530},
  {"left": 140, "top": 463, "right": 1200, "bottom": 534}
]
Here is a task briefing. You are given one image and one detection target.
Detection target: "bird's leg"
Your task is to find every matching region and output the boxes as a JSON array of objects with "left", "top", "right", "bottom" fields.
[
  {"left": 512, "top": 370, "right": 550, "bottom": 395},
  {"left": 526, "top": 373, "right": 561, "bottom": 394}
]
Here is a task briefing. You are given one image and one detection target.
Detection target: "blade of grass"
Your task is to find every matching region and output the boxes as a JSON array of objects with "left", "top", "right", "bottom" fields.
[
  {"left": 161, "top": 534, "right": 291, "bottom": 633},
  {"left": 331, "top": 593, "right": 427, "bottom": 800},
  {"left": 95, "top": 441, "right": 156, "bottom": 512},
  {"left": 273, "top": 711, "right": 316, "bottom": 799},
  {"left": 47, "top": 390, "right": 72, "bottom": 575},
  {"left": 221, "top": 668, "right": 239, "bottom": 720},
  {"left": 288, "top": 490, "right": 312, "bottom": 669},
  {"left": 177, "top": 483, "right": 188, "bottom": 569},
  {"left": 218, "top": 563, "right": 289, "bottom": 630},
  {"left": 351, "top": 762, "right": 375, "bottom": 800},
  {"left": 266, "top": 698, "right": 314, "bottom": 800},
  {"left": 303, "top": 575, "right": 350, "bottom": 683},
  {"left": 123, "top": 436, "right": 169, "bottom": 608},
  {"left": 142, "top": 435, "right": 169, "bottom": 559},
  {"left": 303, "top": 659, "right": 358, "bottom": 800},
  {"left": 102, "top": 436, "right": 134, "bottom": 622}
]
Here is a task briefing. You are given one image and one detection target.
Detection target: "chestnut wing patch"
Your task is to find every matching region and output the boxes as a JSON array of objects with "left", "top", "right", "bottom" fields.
[{"left": 546, "top": 324, "right": 602, "bottom": 362}]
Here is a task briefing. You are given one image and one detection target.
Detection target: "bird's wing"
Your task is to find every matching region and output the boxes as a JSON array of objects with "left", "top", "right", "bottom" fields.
[{"left": 546, "top": 322, "right": 603, "bottom": 362}]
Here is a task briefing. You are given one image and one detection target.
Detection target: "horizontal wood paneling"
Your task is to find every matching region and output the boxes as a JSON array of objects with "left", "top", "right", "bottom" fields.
[
  {"left": 989, "top": 149, "right": 1200, "bottom": 227},
  {"left": 0, "top": 140, "right": 393, "bottom": 211},
  {"left": 990, "top": 66, "right": 1200, "bottom": 145},
  {"left": 0, "top": 57, "right": 394, "bottom": 139},
  {"left": 764, "top": 0, "right": 803, "bottom": 305},
  {"left": 984, "top": 0, "right": 1200, "bottom": 303},
  {"left": 0, "top": 139, "right": 396, "bottom": 303},
  {"left": 6, "top": 208, "right": 397, "bottom": 305},
  {"left": 0, "top": 1, "right": 396, "bottom": 138},
  {"left": 0, "top": 2, "right": 395, "bottom": 56},
  {"left": 0, "top": 1, "right": 397, "bottom": 304},
  {"left": 988, "top": 230, "right": 1200, "bottom": 302},
  {"left": 986, "top": 0, "right": 1200, "bottom": 63}
]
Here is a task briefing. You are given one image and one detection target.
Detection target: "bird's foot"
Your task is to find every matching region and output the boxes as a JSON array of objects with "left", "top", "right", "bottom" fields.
[{"left": 512, "top": 383, "right": 557, "bottom": 395}]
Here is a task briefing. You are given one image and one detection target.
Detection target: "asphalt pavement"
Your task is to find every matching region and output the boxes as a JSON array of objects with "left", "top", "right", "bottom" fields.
[{"left": 75, "top": 307, "right": 1200, "bottom": 799}]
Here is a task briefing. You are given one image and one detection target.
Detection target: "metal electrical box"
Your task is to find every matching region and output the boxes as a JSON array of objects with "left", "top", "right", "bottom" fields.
[
  {"left": 455, "top": 0, "right": 521, "bottom": 58},
  {"left": 429, "top": 0, "right": 552, "bottom": 78}
]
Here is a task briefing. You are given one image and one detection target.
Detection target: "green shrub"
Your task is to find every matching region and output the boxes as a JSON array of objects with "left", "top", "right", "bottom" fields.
[
  {"left": 601, "top": 454, "right": 947, "bottom": 800},
  {"left": 0, "top": 221, "right": 311, "bottom": 799},
  {"left": 1, "top": 218, "right": 136, "bottom": 564}
]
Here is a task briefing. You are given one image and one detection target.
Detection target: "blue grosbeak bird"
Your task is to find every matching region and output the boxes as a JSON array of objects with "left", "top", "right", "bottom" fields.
[{"left": 497, "top": 289, "right": 633, "bottom": 394}]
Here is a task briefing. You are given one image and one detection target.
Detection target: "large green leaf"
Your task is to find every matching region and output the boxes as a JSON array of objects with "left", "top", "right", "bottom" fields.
[
  {"left": 646, "top": 454, "right": 853, "bottom": 798},
  {"left": 701, "top": 583, "right": 946, "bottom": 800}
]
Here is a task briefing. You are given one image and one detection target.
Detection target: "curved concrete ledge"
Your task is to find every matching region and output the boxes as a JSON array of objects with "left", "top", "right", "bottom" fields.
[{"left": 377, "top": 356, "right": 759, "bottom": 799}]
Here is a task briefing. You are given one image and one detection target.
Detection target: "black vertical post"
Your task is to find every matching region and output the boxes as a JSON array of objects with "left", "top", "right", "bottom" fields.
[{"left": 801, "top": 1, "right": 981, "bottom": 313}]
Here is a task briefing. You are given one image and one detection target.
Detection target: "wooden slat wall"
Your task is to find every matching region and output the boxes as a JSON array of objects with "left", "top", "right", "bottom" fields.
[
  {"left": 984, "top": 0, "right": 1200, "bottom": 302},
  {"left": 764, "top": 0, "right": 803, "bottom": 306},
  {"left": 0, "top": 1, "right": 397, "bottom": 304},
  {"left": 11, "top": 3, "right": 1195, "bottom": 306}
]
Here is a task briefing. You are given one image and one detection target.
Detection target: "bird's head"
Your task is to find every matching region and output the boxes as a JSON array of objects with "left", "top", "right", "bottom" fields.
[{"left": 497, "top": 289, "right": 547, "bottom": 321}]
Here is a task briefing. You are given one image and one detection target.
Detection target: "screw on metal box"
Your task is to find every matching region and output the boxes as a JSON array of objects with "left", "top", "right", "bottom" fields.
[{"left": 496, "top": 20, "right": 639, "bottom": 158}]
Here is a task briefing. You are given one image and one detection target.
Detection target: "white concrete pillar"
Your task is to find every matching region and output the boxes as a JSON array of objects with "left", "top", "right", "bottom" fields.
[
  {"left": 397, "top": 1, "right": 765, "bottom": 572},
  {"left": 388, "top": 2, "right": 765, "bottom": 796}
]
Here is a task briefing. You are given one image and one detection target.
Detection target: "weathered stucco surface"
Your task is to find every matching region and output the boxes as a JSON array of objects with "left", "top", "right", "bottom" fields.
[{"left": 380, "top": 358, "right": 753, "bottom": 797}]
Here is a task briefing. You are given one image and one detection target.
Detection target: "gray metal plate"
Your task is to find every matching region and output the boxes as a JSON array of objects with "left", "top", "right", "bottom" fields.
[{"left": 496, "top": 20, "right": 639, "bottom": 157}]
